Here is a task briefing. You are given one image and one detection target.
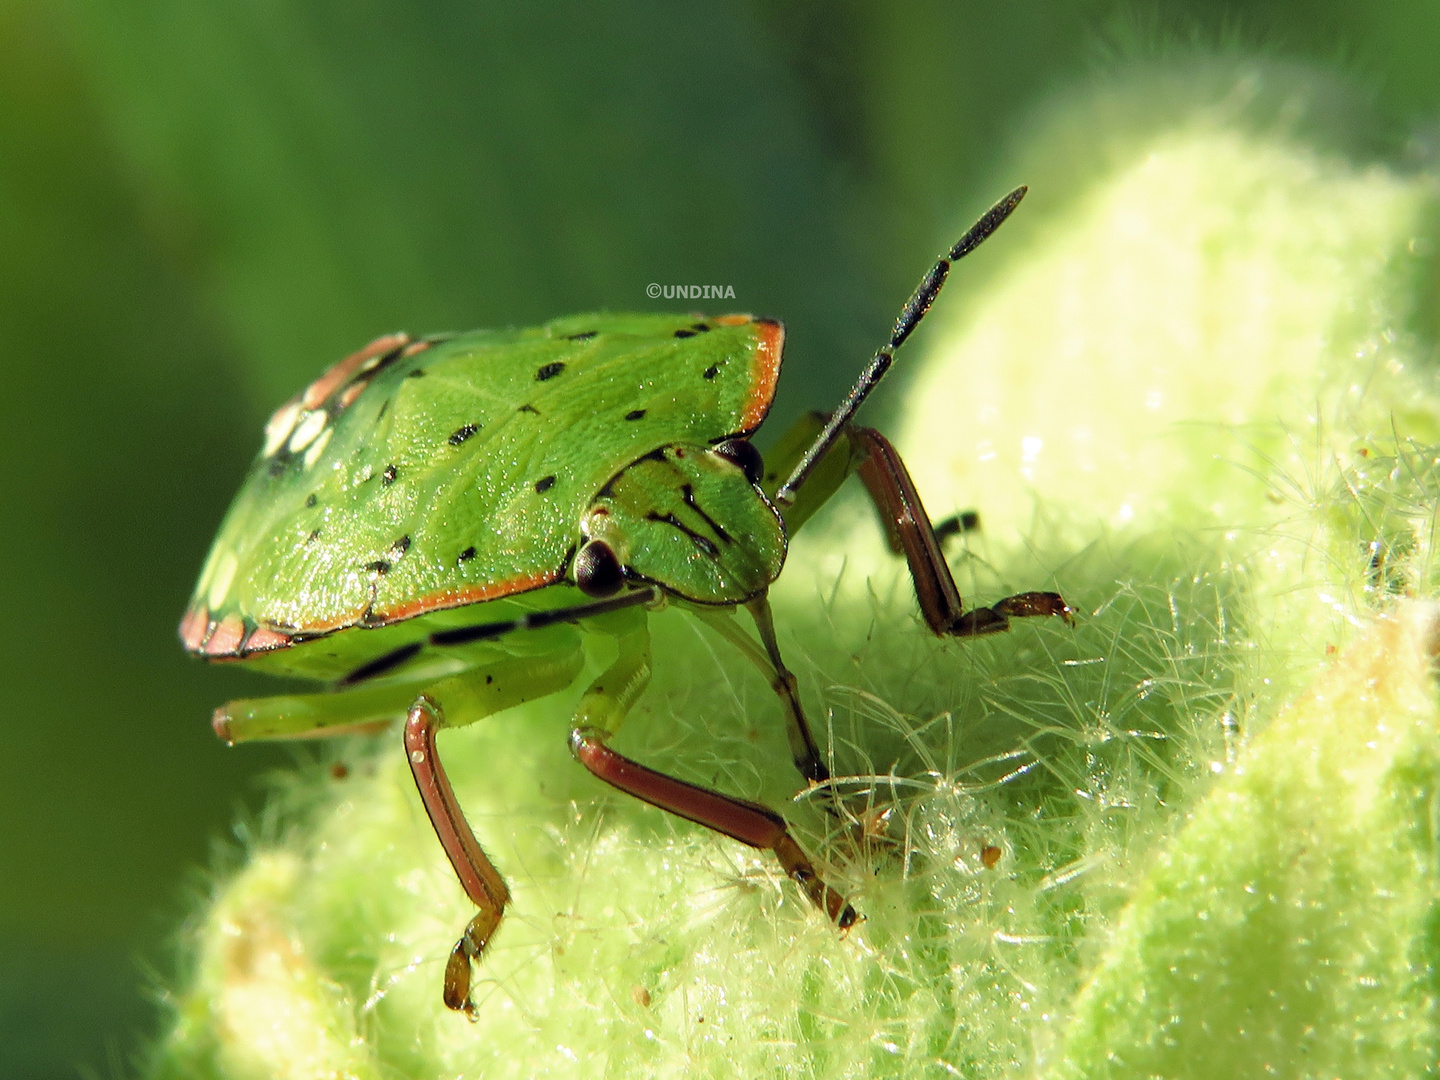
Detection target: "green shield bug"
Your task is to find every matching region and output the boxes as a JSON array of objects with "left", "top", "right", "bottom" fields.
[{"left": 183, "top": 187, "right": 1072, "bottom": 1016}]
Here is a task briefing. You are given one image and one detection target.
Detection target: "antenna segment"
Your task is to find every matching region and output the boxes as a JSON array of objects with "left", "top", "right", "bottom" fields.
[{"left": 773, "top": 186, "right": 1027, "bottom": 507}]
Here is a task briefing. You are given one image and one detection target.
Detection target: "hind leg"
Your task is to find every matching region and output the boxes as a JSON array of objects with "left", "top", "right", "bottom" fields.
[
  {"left": 212, "top": 649, "right": 585, "bottom": 1017},
  {"left": 400, "top": 653, "right": 586, "bottom": 1016}
]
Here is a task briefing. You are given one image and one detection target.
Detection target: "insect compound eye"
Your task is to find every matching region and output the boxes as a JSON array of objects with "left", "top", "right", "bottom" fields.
[
  {"left": 574, "top": 539, "right": 626, "bottom": 598},
  {"left": 712, "top": 438, "right": 764, "bottom": 487}
]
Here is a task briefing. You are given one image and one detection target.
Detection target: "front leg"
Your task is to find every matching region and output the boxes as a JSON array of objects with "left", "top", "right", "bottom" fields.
[
  {"left": 760, "top": 411, "right": 1071, "bottom": 637},
  {"left": 851, "top": 427, "right": 1073, "bottom": 636},
  {"left": 689, "top": 598, "right": 827, "bottom": 784}
]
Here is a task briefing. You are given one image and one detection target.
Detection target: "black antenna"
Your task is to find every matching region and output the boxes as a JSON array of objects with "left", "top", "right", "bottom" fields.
[{"left": 773, "top": 186, "right": 1027, "bottom": 507}]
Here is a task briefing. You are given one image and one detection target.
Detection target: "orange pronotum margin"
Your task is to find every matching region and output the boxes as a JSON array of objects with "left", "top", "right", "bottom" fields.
[{"left": 739, "top": 318, "right": 783, "bottom": 432}]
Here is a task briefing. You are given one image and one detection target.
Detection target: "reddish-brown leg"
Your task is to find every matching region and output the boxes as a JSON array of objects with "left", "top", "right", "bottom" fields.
[
  {"left": 852, "top": 426, "right": 1074, "bottom": 636},
  {"left": 569, "top": 727, "right": 855, "bottom": 928},
  {"left": 571, "top": 611, "right": 856, "bottom": 929},
  {"left": 401, "top": 647, "right": 584, "bottom": 1016},
  {"left": 405, "top": 697, "right": 509, "bottom": 1018}
]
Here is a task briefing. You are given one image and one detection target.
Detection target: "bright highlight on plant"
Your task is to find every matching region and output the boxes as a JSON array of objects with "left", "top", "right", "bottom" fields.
[{"left": 155, "top": 59, "right": 1440, "bottom": 1080}]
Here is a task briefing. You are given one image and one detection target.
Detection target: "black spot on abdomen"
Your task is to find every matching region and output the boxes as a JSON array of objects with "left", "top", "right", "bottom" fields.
[
  {"left": 536, "top": 361, "right": 566, "bottom": 381},
  {"left": 339, "top": 642, "right": 421, "bottom": 687}
]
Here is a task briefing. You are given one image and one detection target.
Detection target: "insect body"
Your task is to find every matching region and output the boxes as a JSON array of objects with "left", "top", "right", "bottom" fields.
[{"left": 183, "top": 188, "right": 1071, "bottom": 1016}]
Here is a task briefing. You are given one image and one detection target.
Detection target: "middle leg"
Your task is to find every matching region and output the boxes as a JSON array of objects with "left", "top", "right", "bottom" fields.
[{"left": 571, "top": 606, "right": 856, "bottom": 928}]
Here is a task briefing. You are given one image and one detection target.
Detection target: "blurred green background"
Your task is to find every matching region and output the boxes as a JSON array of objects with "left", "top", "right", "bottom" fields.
[{"left": 4, "top": 1, "right": 1440, "bottom": 1075}]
